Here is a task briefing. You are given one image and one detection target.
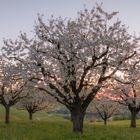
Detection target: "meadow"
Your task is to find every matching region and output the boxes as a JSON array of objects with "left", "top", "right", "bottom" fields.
[{"left": 0, "top": 107, "right": 140, "bottom": 140}]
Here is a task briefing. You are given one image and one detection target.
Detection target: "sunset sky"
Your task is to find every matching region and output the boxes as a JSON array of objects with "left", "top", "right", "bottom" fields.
[{"left": 0, "top": 0, "right": 140, "bottom": 43}]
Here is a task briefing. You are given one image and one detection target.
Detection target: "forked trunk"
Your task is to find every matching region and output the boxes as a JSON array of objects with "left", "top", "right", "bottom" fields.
[
  {"left": 70, "top": 109, "right": 85, "bottom": 133},
  {"left": 5, "top": 107, "right": 10, "bottom": 124}
]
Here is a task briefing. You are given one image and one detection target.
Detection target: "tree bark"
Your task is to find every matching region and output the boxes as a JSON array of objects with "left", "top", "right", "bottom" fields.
[
  {"left": 70, "top": 109, "right": 85, "bottom": 133},
  {"left": 104, "top": 119, "right": 107, "bottom": 126},
  {"left": 29, "top": 112, "right": 33, "bottom": 120},
  {"left": 130, "top": 111, "right": 137, "bottom": 128},
  {"left": 5, "top": 107, "right": 10, "bottom": 124}
]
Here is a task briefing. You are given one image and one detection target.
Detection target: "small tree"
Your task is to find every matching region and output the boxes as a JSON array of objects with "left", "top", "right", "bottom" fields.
[
  {"left": 109, "top": 59, "right": 140, "bottom": 128},
  {"left": 0, "top": 59, "right": 28, "bottom": 124},
  {"left": 114, "top": 84, "right": 140, "bottom": 128},
  {"left": 19, "top": 88, "right": 49, "bottom": 120},
  {"left": 93, "top": 97, "right": 118, "bottom": 125}
]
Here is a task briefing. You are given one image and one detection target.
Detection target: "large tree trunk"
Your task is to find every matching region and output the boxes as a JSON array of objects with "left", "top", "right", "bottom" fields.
[
  {"left": 70, "top": 109, "right": 85, "bottom": 133},
  {"left": 130, "top": 111, "right": 138, "bottom": 128},
  {"left": 5, "top": 107, "right": 10, "bottom": 124},
  {"left": 29, "top": 111, "right": 33, "bottom": 120}
]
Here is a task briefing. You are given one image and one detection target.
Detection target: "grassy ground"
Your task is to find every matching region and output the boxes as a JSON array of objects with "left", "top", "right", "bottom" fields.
[{"left": 0, "top": 107, "right": 140, "bottom": 140}]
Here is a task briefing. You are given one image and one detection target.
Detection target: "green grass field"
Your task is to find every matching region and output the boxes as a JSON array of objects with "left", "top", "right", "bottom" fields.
[{"left": 0, "top": 107, "right": 140, "bottom": 140}]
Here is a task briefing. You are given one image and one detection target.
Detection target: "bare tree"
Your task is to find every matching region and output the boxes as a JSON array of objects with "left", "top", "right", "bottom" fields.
[{"left": 2, "top": 4, "right": 139, "bottom": 132}]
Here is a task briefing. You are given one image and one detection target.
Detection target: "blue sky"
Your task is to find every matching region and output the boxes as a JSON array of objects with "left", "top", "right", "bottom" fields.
[{"left": 0, "top": 0, "right": 140, "bottom": 42}]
